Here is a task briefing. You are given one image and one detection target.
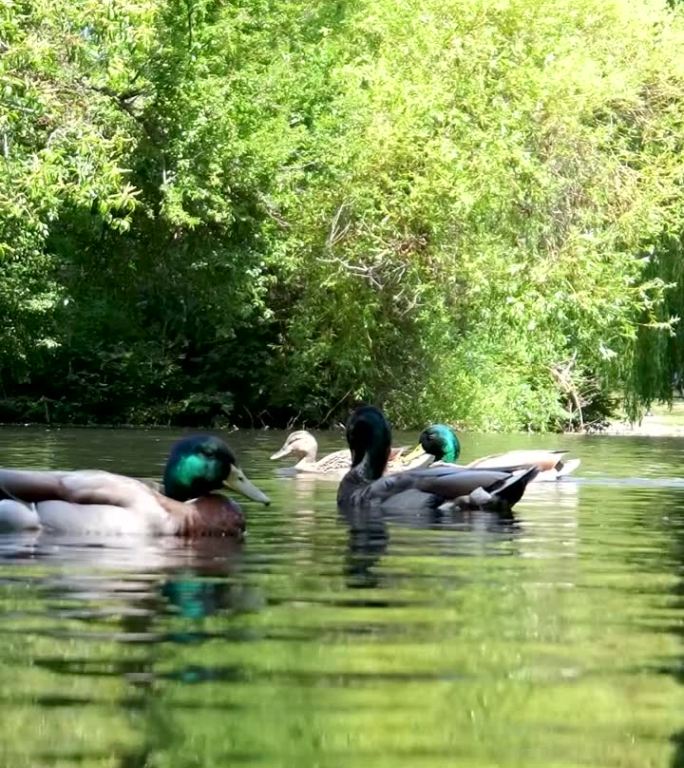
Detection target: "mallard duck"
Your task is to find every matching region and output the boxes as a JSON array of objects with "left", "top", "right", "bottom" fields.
[
  {"left": 270, "top": 430, "right": 351, "bottom": 475},
  {"left": 270, "top": 430, "right": 423, "bottom": 476},
  {"left": 401, "top": 424, "right": 580, "bottom": 481},
  {"left": 337, "top": 406, "right": 538, "bottom": 513},
  {"left": 0, "top": 435, "right": 270, "bottom": 538}
]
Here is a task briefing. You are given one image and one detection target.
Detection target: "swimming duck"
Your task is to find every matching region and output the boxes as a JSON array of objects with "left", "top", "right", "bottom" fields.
[
  {"left": 270, "top": 431, "right": 351, "bottom": 475},
  {"left": 337, "top": 406, "right": 538, "bottom": 513},
  {"left": 270, "top": 430, "right": 424, "bottom": 476},
  {"left": 0, "top": 435, "right": 270, "bottom": 537},
  {"left": 402, "top": 424, "right": 580, "bottom": 481}
]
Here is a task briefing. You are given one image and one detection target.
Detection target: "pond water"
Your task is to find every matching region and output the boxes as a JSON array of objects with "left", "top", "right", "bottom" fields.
[{"left": 0, "top": 427, "right": 683, "bottom": 768}]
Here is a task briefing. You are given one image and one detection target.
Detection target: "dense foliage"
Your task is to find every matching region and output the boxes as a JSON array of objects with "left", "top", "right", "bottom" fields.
[{"left": 2, "top": 0, "right": 684, "bottom": 429}]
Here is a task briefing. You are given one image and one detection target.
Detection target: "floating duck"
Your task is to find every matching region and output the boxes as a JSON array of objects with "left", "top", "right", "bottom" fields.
[
  {"left": 270, "top": 429, "right": 426, "bottom": 477},
  {"left": 337, "top": 406, "right": 537, "bottom": 513},
  {"left": 401, "top": 424, "right": 580, "bottom": 481},
  {"left": 0, "top": 435, "right": 269, "bottom": 537}
]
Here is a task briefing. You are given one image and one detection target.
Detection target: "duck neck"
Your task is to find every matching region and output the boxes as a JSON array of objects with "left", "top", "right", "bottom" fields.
[
  {"left": 355, "top": 441, "right": 388, "bottom": 481},
  {"left": 346, "top": 406, "right": 391, "bottom": 482},
  {"left": 302, "top": 439, "right": 318, "bottom": 463}
]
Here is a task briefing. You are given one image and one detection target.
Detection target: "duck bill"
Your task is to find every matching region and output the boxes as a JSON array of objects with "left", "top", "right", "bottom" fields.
[
  {"left": 269, "top": 446, "right": 291, "bottom": 460},
  {"left": 401, "top": 443, "right": 428, "bottom": 464},
  {"left": 224, "top": 465, "right": 270, "bottom": 505}
]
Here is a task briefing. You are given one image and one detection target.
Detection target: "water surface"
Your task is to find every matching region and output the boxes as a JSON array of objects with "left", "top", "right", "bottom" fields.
[{"left": 0, "top": 427, "right": 682, "bottom": 767}]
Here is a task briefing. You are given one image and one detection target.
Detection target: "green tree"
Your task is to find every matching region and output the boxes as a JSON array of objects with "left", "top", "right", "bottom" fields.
[{"left": 2, "top": 0, "right": 684, "bottom": 429}]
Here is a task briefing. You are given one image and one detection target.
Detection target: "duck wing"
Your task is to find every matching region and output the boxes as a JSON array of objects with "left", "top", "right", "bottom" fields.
[
  {"left": 467, "top": 450, "right": 580, "bottom": 478},
  {"left": 0, "top": 469, "right": 151, "bottom": 507},
  {"left": 437, "top": 467, "right": 538, "bottom": 511},
  {"left": 0, "top": 469, "right": 68, "bottom": 502},
  {"left": 409, "top": 465, "right": 526, "bottom": 494},
  {"left": 137, "top": 477, "right": 163, "bottom": 493},
  {"left": 0, "top": 469, "right": 177, "bottom": 535},
  {"left": 352, "top": 465, "right": 537, "bottom": 513},
  {"left": 314, "top": 449, "right": 352, "bottom": 473},
  {"left": 468, "top": 450, "right": 565, "bottom": 470}
]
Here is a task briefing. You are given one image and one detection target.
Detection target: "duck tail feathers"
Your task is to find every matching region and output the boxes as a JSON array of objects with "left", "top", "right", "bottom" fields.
[
  {"left": 556, "top": 458, "right": 581, "bottom": 477},
  {"left": 490, "top": 466, "right": 539, "bottom": 509}
]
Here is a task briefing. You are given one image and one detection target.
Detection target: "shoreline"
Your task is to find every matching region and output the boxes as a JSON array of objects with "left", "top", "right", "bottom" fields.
[
  {"left": 599, "top": 422, "right": 684, "bottom": 437},
  {"left": 600, "top": 402, "right": 684, "bottom": 437},
  {"left": 3, "top": 403, "right": 684, "bottom": 436}
]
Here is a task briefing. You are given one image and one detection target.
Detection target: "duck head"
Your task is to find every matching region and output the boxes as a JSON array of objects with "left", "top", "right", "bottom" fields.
[
  {"left": 399, "top": 423, "right": 461, "bottom": 465},
  {"left": 420, "top": 424, "right": 461, "bottom": 463},
  {"left": 346, "top": 406, "right": 391, "bottom": 480},
  {"left": 270, "top": 431, "right": 317, "bottom": 462},
  {"left": 164, "top": 435, "right": 270, "bottom": 505}
]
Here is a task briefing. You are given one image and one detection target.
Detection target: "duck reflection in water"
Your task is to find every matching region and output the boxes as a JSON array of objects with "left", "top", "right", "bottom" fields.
[
  {"left": 0, "top": 535, "right": 255, "bottom": 768},
  {"left": 0, "top": 532, "right": 254, "bottom": 622},
  {"left": 339, "top": 504, "right": 523, "bottom": 590},
  {"left": 157, "top": 538, "right": 252, "bottom": 622},
  {"left": 341, "top": 506, "right": 390, "bottom": 589}
]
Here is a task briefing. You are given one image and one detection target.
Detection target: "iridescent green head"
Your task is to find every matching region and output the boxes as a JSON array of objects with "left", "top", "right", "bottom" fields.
[
  {"left": 345, "top": 405, "right": 391, "bottom": 480},
  {"left": 419, "top": 424, "right": 461, "bottom": 463},
  {"left": 163, "top": 435, "right": 270, "bottom": 505}
]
